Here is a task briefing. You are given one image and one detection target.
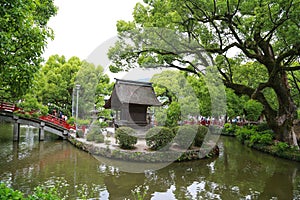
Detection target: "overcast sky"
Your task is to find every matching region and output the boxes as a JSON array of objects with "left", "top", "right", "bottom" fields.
[{"left": 43, "top": 0, "right": 140, "bottom": 61}]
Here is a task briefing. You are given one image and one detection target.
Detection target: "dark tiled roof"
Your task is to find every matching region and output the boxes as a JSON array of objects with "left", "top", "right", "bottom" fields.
[{"left": 104, "top": 79, "right": 161, "bottom": 109}]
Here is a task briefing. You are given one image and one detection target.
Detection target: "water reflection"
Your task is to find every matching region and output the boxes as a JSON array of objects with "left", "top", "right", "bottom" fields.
[{"left": 0, "top": 123, "right": 300, "bottom": 199}]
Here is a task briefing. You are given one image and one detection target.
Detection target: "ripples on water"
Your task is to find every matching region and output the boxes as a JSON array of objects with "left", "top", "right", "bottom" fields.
[{"left": 0, "top": 123, "right": 300, "bottom": 199}]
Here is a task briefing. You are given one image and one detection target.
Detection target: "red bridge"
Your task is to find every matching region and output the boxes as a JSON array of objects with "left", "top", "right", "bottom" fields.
[{"left": 0, "top": 101, "right": 76, "bottom": 141}]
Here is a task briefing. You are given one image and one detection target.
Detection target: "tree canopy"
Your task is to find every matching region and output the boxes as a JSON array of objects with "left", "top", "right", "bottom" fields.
[
  {"left": 0, "top": 0, "right": 57, "bottom": 101},
  {"left": 109, "top": 0, "right": 300, "bottom": 145}
]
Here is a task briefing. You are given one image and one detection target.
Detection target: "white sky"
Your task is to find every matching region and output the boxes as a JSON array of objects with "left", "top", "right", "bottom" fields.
[{"left": 43, "top": 0, "right": 141, "bottom": 61}]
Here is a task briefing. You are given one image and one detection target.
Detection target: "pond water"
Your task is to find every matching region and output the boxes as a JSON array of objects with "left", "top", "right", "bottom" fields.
[{"left": 0, "top": 123, "right": 300, "bottom": 199}]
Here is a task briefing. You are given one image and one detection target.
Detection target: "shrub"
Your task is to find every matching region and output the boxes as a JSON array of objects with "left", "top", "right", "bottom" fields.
[
  {"left": 249, "top": 132, "right": 273, "bottom": 146},
  {"left": 274, "top": 142, "right": 289, "bottom": 153},
  {"left": 174, "top": 125, "right": 197, "bottom": 149},
  {"left": 76, "top": 129, "right": 84, "bottom": 138},
  {"left": 146, "top": 126, "right": 175, "bottom": 150},
  {"left": 222, "top": 123, "right": 239, "bottom": 135},
  {"left": 243, "top": 99, "right": 264, "bottom": 121},
  {"left": 86, "top": 132, "right": 95, "bottom": 141},
  {"left": 256, "top": 122, "right": 271, "bottom": 132},
  {"left": 94, "top": 134, "right": 104, "bottom": 143},
  {"left": 235, "top": 127, "right": 256, "bottom": 143},
  {"left": 115, "top": 127, "right": 137, "bottom": 149},
  {"left": 0, "top": 183, "right": 24, "bottom": 199},
  {"left": 67, "top": 117, "right": 75, "bottom": 125},
  {"left": 197, "top": 125, "right": 209, "bottom": 146}
]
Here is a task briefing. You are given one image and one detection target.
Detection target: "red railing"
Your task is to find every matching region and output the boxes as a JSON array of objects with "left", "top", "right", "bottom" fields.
[
  {"left": 0, "top": 102, "right": 18, "bottom": 112},
  {"left": 39, "top": 115, "right": 76, "bottom": 130},
  {"left": 0, "top": 101, "right": 75, "bottom": 130}
]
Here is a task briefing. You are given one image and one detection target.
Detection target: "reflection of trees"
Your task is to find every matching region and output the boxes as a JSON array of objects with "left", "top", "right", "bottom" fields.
[
  {"left": 104, "top": 172, "right": 145, "bottom": 200},
  {"left": 1, "top": 125, "right": 300, "bottom": 199},
  {"left": 102, "top": 137, "right": 300, "bottom": 199}
]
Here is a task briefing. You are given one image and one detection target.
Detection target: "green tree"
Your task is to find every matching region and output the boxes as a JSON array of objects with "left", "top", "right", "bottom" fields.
[
  {"left": 32, "top": 55, "right": 81, "bottom": 116},
  {"left": 109, "top": 0, "right": 300, "bottom": 146},
  {"left": 0, "top": 0, "right": 57, "bottom": 101},
  {"left": 150, "top": 70, "right": 201, "bottom": 126}
]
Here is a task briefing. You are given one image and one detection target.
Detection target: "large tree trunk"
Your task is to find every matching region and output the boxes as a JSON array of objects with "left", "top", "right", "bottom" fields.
[{"left": 264, "top": 72, "right": 298, "bottom": 146}]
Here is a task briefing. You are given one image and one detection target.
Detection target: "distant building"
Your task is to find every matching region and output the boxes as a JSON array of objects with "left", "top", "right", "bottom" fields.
[{"left": 103, "top": 79, "right": 161, "bottom": 129}]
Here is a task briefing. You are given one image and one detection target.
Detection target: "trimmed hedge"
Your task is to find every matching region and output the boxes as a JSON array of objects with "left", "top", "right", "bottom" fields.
[
  {"left": 194, "top": 125, "right": 208, "bottom": 147},
  {"left": 86, "top": 128, "right": 104, "bottom": 143},
  {"left": 94, "top": 134, "right": 104, "bottom": 143},
  {"left": 115, "top": 127, "right": 137, "bottom": 149},
  {"left": 146, "top": 126, "right": 175, "bottom": 150},
  {"left": 174, "top": 125, "right": 197, "bottom": 149}
]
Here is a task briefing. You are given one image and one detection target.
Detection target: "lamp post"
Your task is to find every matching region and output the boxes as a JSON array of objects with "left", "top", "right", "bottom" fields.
[{"left": 75, "top": 84, "right": 81, "bottom": 129}]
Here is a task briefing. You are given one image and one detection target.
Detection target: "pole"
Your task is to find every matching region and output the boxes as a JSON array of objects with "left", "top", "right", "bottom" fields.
[
  {"left": 72, "top": 88, "right": 75, "bottom": 117},
  {"left": 75, "top": 84, "right": 81, "bottom": 130}
]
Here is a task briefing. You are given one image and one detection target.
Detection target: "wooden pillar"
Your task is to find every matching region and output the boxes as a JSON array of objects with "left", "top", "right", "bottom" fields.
[
  {"left": 39, "top": 122, "right": 45, "bottom": 141},
  {"left": 13, "top": 115, "right": 20, "bottom": 142}
]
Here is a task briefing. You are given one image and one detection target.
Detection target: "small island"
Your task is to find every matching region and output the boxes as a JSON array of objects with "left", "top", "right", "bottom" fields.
[{"left": 69, "top": 79, "right": 219, "bottom": 162}]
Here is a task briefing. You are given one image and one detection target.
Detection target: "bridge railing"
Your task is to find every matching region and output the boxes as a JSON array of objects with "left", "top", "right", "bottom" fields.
[
  {"left": 0, "top": 101, "right": 75, "bottom": 130},
  {"left": 39, "top": 115, "right": 76, "bottom": 130},
  {"left": 0, "top": 102, "right": 18, "bottom": 112}
]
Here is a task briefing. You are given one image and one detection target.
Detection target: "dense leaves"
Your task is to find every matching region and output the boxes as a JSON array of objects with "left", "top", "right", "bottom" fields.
[
  {"left": 146, "top": 126, "right": 175, "bottom": 150},
  {"left": 0, "top": 0, "right": 57, "bottom": 101},
  {"left": 115, "top": 127, "right": 137, "bottom": 149},
  {"left": 110, "top": 0, "right": 300, "bottom": 144}
]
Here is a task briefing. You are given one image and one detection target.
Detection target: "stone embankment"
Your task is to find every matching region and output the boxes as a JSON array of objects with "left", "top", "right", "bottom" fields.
[{"left": 68, "top": 133, "right": 219, "bottom": 163}]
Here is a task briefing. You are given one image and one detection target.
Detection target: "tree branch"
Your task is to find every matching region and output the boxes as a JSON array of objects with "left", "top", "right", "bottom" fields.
[{"left": 283, "top": 65, "right": 300, "bottom": 71}]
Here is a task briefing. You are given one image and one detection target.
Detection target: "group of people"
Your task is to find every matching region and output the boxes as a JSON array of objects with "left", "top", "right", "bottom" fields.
[{"left": 52, "top": 109, "right": 68, "bottom": 121}]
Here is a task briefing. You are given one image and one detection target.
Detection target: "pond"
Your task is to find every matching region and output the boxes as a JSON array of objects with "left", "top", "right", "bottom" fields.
[{"left": 0, "top": 123, "right": 300, "bottom": 199}]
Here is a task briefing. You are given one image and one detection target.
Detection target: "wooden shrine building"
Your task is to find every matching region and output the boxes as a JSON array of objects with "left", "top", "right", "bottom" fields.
[{"left": 104, "top": 79, "right": 161, "bottom": 128}]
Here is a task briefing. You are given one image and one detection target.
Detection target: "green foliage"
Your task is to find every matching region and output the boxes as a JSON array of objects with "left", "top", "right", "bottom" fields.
[
  {"left": 243, "top": 100, "right": 264, "bottom": 121},
  {"left": 225, "top": 88, "right": 246, "bottom": 120},
  {"left": 0, "top": 0, "right": 57, "bottom": 101},
  {"left": 274, "top": 142, "right": 290, "bottom": 153},
  {"left": 76, "top": 130, "right": 84, "bottom": 138},
  {"left": 236, "top": 125, "right": 274, "bottom": 147},
  {"left": 194, "top": 125, "right": 208, "bottom": 147},
  {"left": 0, "top": 183, "right": 24, "bottom": 199},
  {"left": 94, "top": 134, "right": 104, "bottom": 143},
  {"left": 15, "top": 94, "right": 48, "bottom": 117},
  {"left": 0, "top": 183, "right": 61, "bottom": 200},
  {"left": 236, "top": 127, "right": 256, "bottom": 143},
  {"left": 32, "top": 55, "right": 81, "bottom": 117},
  {"left": 131, "top": 185, "right": 149, "bottom": 200},
  {"left": 173, "top": 125, "right": 197, "bottom": 149},
  {"left": 165, "top": 101, "right": 181, "bottom": 127},
  {"left": 109, "top": 0, "right": 300, "bottom": 144},
  {"left": 28, "top": 186, "right": 60, "bottom": 200},
  {"left": 76, "top": 119, "right": 91, "bottom": 127},
  {"left": 249, "top": 132, "right": 273, "bottom": 147},
  {"left": 222, "top": 123, "right": 240, "bottom": 136},
  {"left": 67, "top": 117, "right": 75, "bottom": 125},
  {"left": 146, "top": 126, "right": 175, "bottom": 150},
  {"left": 256, "top": 122, "right": 271, "bottom": 132},
  {"left": 115, "top": 127, "right": 137, "bottom": 149},
  {"left": 86, "top": 132, "right": 95, "bottom": 141},
  {"left": 86, "top": 127, "right": 104, "bottom": 143}
]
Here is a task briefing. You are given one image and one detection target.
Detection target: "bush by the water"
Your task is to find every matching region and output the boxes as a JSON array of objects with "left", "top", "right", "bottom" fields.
[
  {"left": 146, "top": 126, "right": 175, "bottom": 150},
  {"left": 86, "top": 128, "right": 104, "bottom": 143},
  {"left": 194, "top": 125, "right": 208, "bottom": 147},
  {"left": 115, "top": 127, "right": 137, "bottom": 149},
  {"left": 0, "top": 182, "right": 61, "bottom": 200},
  {"left": 94, "top": 134, "right": 104, "bottom": 143},
  {"left": 173, "top": 125, "right": 197, "bottom": 149},
  {"left": 222, "top": 123, "right": 240, "bottom": 136},
  {"left": 236, "top": 126, "right": 274, "bottom": 146},
  {"left": 76, "top": 129, "right": 84, "bottom": 138}
]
